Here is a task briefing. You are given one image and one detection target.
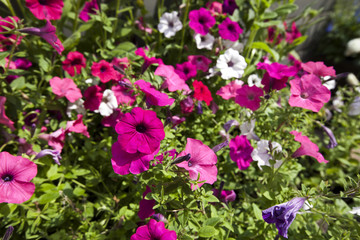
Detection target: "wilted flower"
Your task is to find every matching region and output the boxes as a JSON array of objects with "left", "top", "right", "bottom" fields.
[
  {"left": 35, "top": 149, "right": 62, "bottom": 165},
  {"left": 158, "top": 11, "right": 183, "bottom": 38},
  {"left": 321, "top": 125, "right": 337, "bottom": 149}
]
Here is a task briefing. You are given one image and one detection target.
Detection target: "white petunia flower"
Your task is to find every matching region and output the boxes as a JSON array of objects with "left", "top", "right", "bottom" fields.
[
  {"left": 348, "top": 97, "right": 360, "bottom": 116},
  {"left": 251, "top": 140, "right": 282, "bottom": 170},
  {"left": 248, "top": 74, "right": 262, "bottom": 87},
  {"left": 349, "top": 207, "right": 360, "bottom": 215},
  {"left": 194, "top": 33, "right": 215, "bottom": 50},
  {"left": 223, "top": 39, "right": 244, "bottom": 52},
  {"left": 216, "top": 48, "right": 247, "bottom": 80},
  {"left": 345, "top": 38, "right": 360, "bottom": 56},
  {"left": 323, "top": 76, "right": 336, "bottom": 90},
  {"left": 98, "top": 89, "right": 118, "bottom": 117},
  {"left": 347, "top": 73, "right": 359, "bottom": 86},
  {"left": 158, "top": 11, "right": 183, "bottom": 38},
  {"left": 85, "top": 78, "right": 99, "bottom": 85},
  {"left": 66, "top": 99, "right": 86, "bottom": 117},
  {"left": 240, "top": 119, "right": 259, "bottom": 141}
]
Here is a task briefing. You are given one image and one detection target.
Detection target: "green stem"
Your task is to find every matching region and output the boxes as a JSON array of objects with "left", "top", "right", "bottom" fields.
[
  {"left": 112, "top": 0, "right": 121, "bottom": 38},
  {"left": 16, "top": 0, "right": 26, "bottom": 17},
  {"left": 4, "top": 34, "right": 20, "bottom": 76},
  {"left": 72, "top": 0, "right": 81, "bottom": 32},
  {"left": 178, "top": 0, "right": 190, "bottom": 60},
  {"left": 244, "top": 25, "right": 259, "bottom": 60},
  {"left": 5, "top": 0, "right": 16, "bottom": 16},
  {"left": 0, "top": 140, "right": 16, "bottom": 152}
]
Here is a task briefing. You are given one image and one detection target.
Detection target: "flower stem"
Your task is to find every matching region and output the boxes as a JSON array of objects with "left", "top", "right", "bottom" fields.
[
  {"left": 244, "top": 25, "right": 259, "bottom": 60},
  {"left": 178, "top": 0, "right": 190, "bottom": 61},
  {"left": 112, "top": 0, "right": 121, "bottom": 38},
  {"left": 5, "top": 0, "right": 16, "bottom": 16}
]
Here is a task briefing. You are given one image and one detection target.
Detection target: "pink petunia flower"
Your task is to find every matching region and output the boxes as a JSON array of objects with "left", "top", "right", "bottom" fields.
[
  {"left": 134, "top": 80, "right": 175, "bottom": 107},
  {"left": 187, "top": 55, "right": 212, "bottom": 72},
  {"left": 49, "top": 77, "right": 82, "bottom": 103},
  {"left": 47, "top": 128, "right": 66, "bottom": 152},
  {"left": 218, "top": 17, "right": 243, "bottom": 41},
  {"left": 154, "top": 149, "right": 177, "bottom": 165},
  {"left": 84, "top": 85, "right": 103, "bottom": 111},
  {"left": 111, "top": 82, "right": 136, "bottom": 106},
  {"left": 229, "top": 135, "right": 254, "bottom": 170},
  {"left": 135, "top": 47, "right": 163, "bottom": 74},
  {"left": 193, "top": 80, "right": 213, "bottom": 106},
  {"left": 112, "top": 57, "right": 130, "bottom": 71},
  {"left": 79, "top": 0, "right": 99, "bottom": 22},
  {"left": 130, "top": 219, "right": 177, "bottom": 240},
  {"left": 290, "top": 131, "right": 328, "bottom": 163},
  {"left": 177, "top": 138, "right": 218, "bottom": 190},
  {"left": 138, "top": 186, "right": 156, "bottom": 220},
  {"left": 257, "top": 62, "right": 298, "bottom": 80},
  {"left": 62, "top": 51, "right": 86, "bottom": 77},
  {"left": 285, "top": 22, "right": 301, "bottom": 44},
  {"left": 14, "top": 58, "right": 32, "bottom": 70},
  {"left": 18, "top": 20, "right": 64, "bottom": 54},
  {"left": 0, "top": 152, "right": 37, "bottom": 204},
  {"left": 101, "top": 109, "right": 124, "bottom": 128},
  {"left": 25, "top": 0, "right": 64, "bottom": 20},
  {"left": 189, "top": 8, "right": 216, "bottom": 35},
  {"left": 66, "top": 114, "right": 90, "bottom": 138},
  {"left": 235, "top": 85, "right": 263, "bottom": 111},
  {"left": 115, "top": 107, "right": 165, "bottom": 154},
  {"left": 288, "top": 74, "right": 331, "bottom": 112},
  {"left": 261, "top": 72, "right": 288, "bottom": 93},
  {"left": 154, "top": 64, "right": 190, "bottom": 92},
  {"left": 216, "top": 80, "right": 243, "bottom": 100},
  {"left": 212, "top": 189, "right": 236, "bottom": 203},
  {"left": 91, "top": 60, "right": 118, "bottom": 83},
  {"left": 206, "top": 1, "right": 223, "bottom": 16},
  {"left": 175, "top": 62, "right": 197, "bottom": 81},
  {"left": 301, "top": 61, "right": 336, "bottom": 78},
  {"left": 0, "top": 96, "right": 15, "bottom": 130},
  {"left": 0, "top": 16, "right": 22, "bottom": 47},
  {"left": 180, "top": 97, "right": 194, "bottom": 114}
]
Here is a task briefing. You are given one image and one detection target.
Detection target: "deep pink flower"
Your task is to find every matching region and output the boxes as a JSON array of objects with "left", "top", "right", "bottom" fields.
[
  {"left": 187, "top": 55, "right": 212, "bottom": 72},
  {"left": 229, "top": 135, "right": 253, "bottom": 170},
  {"left": 111, "top": 82, "right": 135, "bottom": 106},
  {"left": 79, "top": 0, "right": 99, "bottom": 22},
  {"left": 290, "top": 131, "right": 328, "bottom": 163},
  {"left": 47, "top": 128, "right": 66, "bottom": 152},
  {"left": 49, "top": 77, "right": 82, "bottom": 103},
  {"left": 206, "top": 1, "right": 223, "bottom": 16},
  {"left": 112, "top": 57, "right": 130, "bottom": 71},
  {"left": 14, "top": 58, "right": 32, "bottom": 70},
  {"left": 19, "top": 20, "right": 64, "bottom": 54},
  {"left": 285, "top": 22, "right": 301, "bottom": 44},
  {"left": 170, "top": 116, "right": 185, "bottom": 128},
  {"left": 257, "top": 62, "right": 298, "bottom": 80},
  {"left": 267, "top": 26, "right": 283, "bottom": 44},
  {"left": 235, "top": 85, "right": 263, "bottom": 111},
  {"left": 0, "top": 96, "right": 15, "bottom": 131},
  {"left": 289, "top": 74, "right": 331, "bottom": 112},
  {"left": 138, "top": 186, "right": 156, "bottom": 220},
  {"left": 216, "top": 80, "right": 243, "bottom": 100},
  {"left": 154, "top": 64, "right": 190, "bottom": 92},
  {"left": 301, "top": 61, "right": 336, "bottom": 77},
  {"left": 91, "top": 60, "right": 118, "bottom": 83},
  {"left": 261, "top": 72, "right": 288, "bottom": 93},
  {"left": 135, "top": 48, "right": 163, "bottom": 73},
  {"left": 84, "top": 85, "right": 103, "bottom": 111},
  {"left": 130, "top": 219, "right": 177, "bottom": 240},
  {"left": 0, "top": 17, "right": 22, "bottom": 47},
  {"left": 66, "top": 114, "right": 90, "bottom": 138},
  {"left": 175, "top": 62, "right": 197, "bottom": 81},
  {"left": 25, "top": 0, "right": 64, "bottom": 20},
  {"left": 222, "top": 0, "right": 238, "bottom": 15},
  {"left": 115, "top": 107, "right": 165, "bottom": 154},
  {"left": 111, "top": 141, "right": 159, "bottom": 175},
  {"left": 134, "top": 80, "right": 175, "bottom": 107},
  {"left": 189, "top": 8, "right": 216, "bottom": 35},
  {"left": 101, "top": 109, "right": 124, "bottom": 128},
  {"left": 218, "top": 17, "right": 243, "bottom": 41},
  {"left": 212, "top": 189, "right": 236, "bottom": 203},
  {"left": 135, "top": 17, "right": 153, "bottom": 34},
  {"left": 0, "top": 152, "right": 37, "bottom": 204},
  {"left": 193, "top": 80, "right": 213, "bottom": 106},
  {"left": 180, "top": 97, "right": 194, "bottom": 114},
  {"left": 177, "top": 138, "right": 217, "bottom": 190},
  {"left": 62, "top": 51, "right": 86, "bottom": 77}
]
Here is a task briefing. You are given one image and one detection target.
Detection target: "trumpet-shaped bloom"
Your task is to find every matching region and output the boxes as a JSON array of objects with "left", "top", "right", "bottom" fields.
[
  {"left": 177, "top": 138, "right": 218, "bottom": 190},
  {"left": 193, "top": 80, "right": 213, "bottom": 106},
  {"left": 49, "top": 77, "right": 82, "bottom": 103},
  {"left": 222, "top": 0, "right": 238, "bottom": 15},
  {"left": 130, "top": 219, "right": 177, "bottom": 240},
  {"left": 235, "top": 85, "right": 263, "bottom": 111},
  {"left": 0, "top": 96, "right": 15, "bottom": 130},
  {"left": 158, "top": 11, "right": 183, "bottom": 38},
  {"left": 194, "top": 33, "right": 215, "bottom": 50},
  {"left": 0, "top": 152, "right": 37, "bottom": 204},
  {"left": 79, "top": 0, "right": 99, "bottom": 22},
  {"left": 62, "top": 51, "right": 86, "bottom": 76},
  {"left": 229, "top": 135, "right": 253, "bottom": 170},
  {"left": 175, "top": 62, "right": 197, "bottom": 81},
  {"left": 187, "top": 55, "right": 212, "bottom": 72},
  {"left": 216, "top": 80, "right": 243, "bottom": 100},
  {"left": 218, "top": 17, "right": 243, "bottom": 41},
  {"left": 189, "top": 8, "right": 216, "bottom": 35},
  {"left": 207, "top": 1, "right": 223, "bottom": 15},
  {"left": 84, "top": 85, "right": 103, "bottom": 111},
  {"left": 35, "top": 149, "right": 62, "bottom": 165},
  {"left": 134, "top": 80, "right": 175, "bottom": 107},
  {"left": 257, "top": 62, "right": 297, "bottom": 80},
  {"left": 212, "top": 189, "right": 236, "bottom": 203},
  {"left": 290, "top": 131, "right": 328, "bottom": 163},
  {"left": 262, "top": 197, "right": 306, "bottom": 238},
  {"left": 66, "top": 114, "right": 90, "bottom": 138},
  {"left": 154, "top": 64, "right": 190, "bottom": 92},
  {"left": 301, "top": 61, "right": 336, "bottom": 77},
  {"left": 216, "top": 48, "right": 247, "bottom": 79},
  {"left": 91, "top": 60, "right": 118, "bottom": 83},
  {"left": 25, "top": 0, "right": 64, "bottom": 20},
  {"left": 251, "top": 140, "right": 282, "bottom": 169}
]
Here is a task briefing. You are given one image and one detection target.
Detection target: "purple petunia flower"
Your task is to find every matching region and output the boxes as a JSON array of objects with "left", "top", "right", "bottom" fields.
[
  {"left": 35, "top": 149, "right": 62, "bottom": 165},
  {"left": 321, "top": 125, "right": 337, "bottom": 149},
  {"left": 189, "top": 8, "right": 216, "bottom": 35},
  {"left": 262, "top": 197, "right": 306, "bottom": 238},
  {"left": 222, "top": 0, "right": 238, "bottom": 15}
]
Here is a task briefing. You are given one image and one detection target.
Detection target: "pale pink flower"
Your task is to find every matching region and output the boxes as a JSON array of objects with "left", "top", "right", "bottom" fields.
[
  {"left": 301, "top": 61, "right": 336, "bottom": 77},
  {"left": 0, "top": 96, "right": 15, "bottom": 130},
  {"left": 154, "top": 64, "right": 190, "bottom": 92},
  {"left": 135, "top": 80, "right": 175, "bottom": 107},
  {"left": 49, "top": 77, "right": 82, "bottom": 103},
  {"left": 216, "top": 80, "right": 243, "bottom": 100}
]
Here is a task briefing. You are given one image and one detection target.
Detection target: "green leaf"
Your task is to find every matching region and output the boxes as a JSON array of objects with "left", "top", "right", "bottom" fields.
[
  {"left": 205, "top": 217, "right": 222, "bottom": 226},
  {"left": 274, "top": 3, "right": 298, "bottom": 15},
  {"left": 63, "top": 32, "right": 81, "bottom": 50},
  {"left": 0, "top": 51, "right": 9, "bottom": 61},
  {"left": 251, "top": 42, "right": 279, "bottom": 61},
  {"left": 291, "top": 36, "right": 308, "bottom": 46},
  {"left": 10, "top": 77, "right": 25, "bottom": 90},
  {"left": 38, "top": 191, "right": 60, "bottom": 204},
  {"left": 252, "top": 203, "right": 263, "bottom": 220},
  {"left": 198, "top": 226, "right": 218, "bottom": 238},
  {"left": 117, "top": 28, "right": 132, "bottom": 38},
  {"left": 109, "top": 41, "right": 136, "bottom": 57},
  {"left": 260, "top": 11, "right": 278, "bottom": 20},
  {"left": 254, "top": 20, "right": 281, "bottom": 28}
]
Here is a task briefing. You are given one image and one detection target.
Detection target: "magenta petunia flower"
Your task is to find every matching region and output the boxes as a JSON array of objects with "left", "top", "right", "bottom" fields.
[
  {"left": 111, "top": 82, "right": 136, "bottom": 106},
  {"left": 0, "top": 96, "right": 15, "bottom": 131},
  {"left": 189, "top": 8, "right": 216, "bottom": 35},
  {"left": 235, "top": 85, "right": 263, "bottom": 111},
  {"left": 301, "top": 61, "right": 336, "bottom": 78},
  {"left": 180, "top": 97, "right": 194, "bottom": 114},
  {"left": 261, "top": 72, "right": 288, "bottom": 93},
  {"left": 84, "top": 85, "right": 103, "bottom": 111},
  {"left": 138, "top": 186, "right": 156, "bottom": 220},
  {"left": 115, "top": 107, "right": 165, "bottom": 154},
  {"left": 193, "top": 80, "right": 213, "bottom": 106},
  {"left": 25, "top": 0, "right": 64, "bottom": 20},
  {"left": 0, "top": 16, "right": 22, "bottom": 47},
  {"left": 135, "top": 47, "right": 164, "bottom": 73},
  {"left": 14, "top": 58, "right": 32, "bottom": 70},
  {"left": 290, "top": 131, "right": 328, "bottom": 164},
  {"left": 91, "top": 60, "right": 118, "bottom": 83},
  {"left": 154, "top": 64, "right": 190, "bottom": 92},
  {"left": 222, "top": 0, "right": 238, "bottom": 15},
  {"left": 101, "top": 109, "right": 124, "bottom": 128},
  {"left": 66, "top": 114, "right": 90, "bottom": 138},
  {"left": 79, "top": 0, "right": 99, "bottom": 22},
  {"left": 288, "top": 74, "right": 331, "bottom": 112},
  {"left": 187, "top": 55, "right": 212, "bottom": 72},
  {"left": 154, "top": 149, "right": 177, "bottom": 165},
  {"left": 130, "top": 219, "right": 177, "bottom": 240},
  {"left": 218, "top": 17, "right": 243, "bottom": 41},
  {"left": 62, "top": 51, "right": 86, "bottom": 77},
  {"left": 49, "top": 77, "right": 82, "bottom": 103},
  {"left": 229, "top": 135, "right": 254, "bottom": 170},
  {"left": 18, "top": 20, "right": 64, "bottom": 54},
  {"left": 285, "top": 22, "right": 302, "bottom": 44},
  {"left": 212, "top": 189, "right": 236, "bottom": 203},
  {"left": 216, "top": 80, "right": 243, "bottom": 100},
  {"left": 0, "top": 152, "right": 37, "bottom": 204},
  {"left": 177, "top": 138, "right": 218, "bottom": 190},
  {"left": 175, "top": 62, "right": 197, "bottom": 81},
  {"left": 257, "top": 62, "right": 298, "bottom": 80},
  {"left": 134, "top": 80, "right": 175, "bottom": 107},
  {"left": 112, "top": 57, "right": 130, "bottom": 71}
]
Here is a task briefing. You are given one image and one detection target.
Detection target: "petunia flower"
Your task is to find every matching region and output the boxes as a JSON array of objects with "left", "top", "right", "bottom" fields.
[
  {"left": 290, "top": 131, "right": 328, "bottom": 163},
  {"left": 35, "top": 149, "right": 62, "bottom": 165},
  {"left": 251, "top": 140, "right": 282, "bottom": 170},
  {"left": 154, "top": 149, "right": 177, "bottom": 165},
  {"left": 257, "top": 62, "right": 298, "bottom": 80},
  {"left": 235, "top": 85, "right": 264, "bottom": 111},
  {"left": 97, "top": 89, "right": 118, "bottom": 117},
  {"left": 240, "top": 119, "right": 260, "bottom": 141},
  {"left": 194, "top": 33, "right": 215, "bottom": 50},
  {"left": 135, "top": 47, "right": 163, "bottom": 73},
  {"left": 284, "top": 22, "right": 302, "bottom": 44},
  {"left": 84, "top": 85, "right": 103, "bottom": 111},
  {"left": 138, "top": 186, "right": 156, "bottom": 220},
  {"left": 91, "top": 60, "right": 118, "bottom": 83},
  {"left": 222, "top": 0, "right": 238, "bottom": 15},
  {"left": 321, "top": 125, "right": 337, "bottom": 149},
  {"left": 62, "top": 51, "right": 86, "bottom": 77},
  {"left": 66, "top": 99, "right": 86, "bottom": 118},
  {"left": 193, "top": 80, "right": 213, "bottom": 106},
  {"left": 0, "top": 152, "right": 37, "bottom": 204},
  {"left": 154, "top": 64, "right": 190, "bottom": 92},
  {"left": 180, "top": 97, "right": 194, "bottom": 114},
  {"left": 187, "top": 55, "right": 212, "bottom": 72},
  {"left": 135, "top": 80, "right": 175, "bottom": 107},
  {"left": 79, "top": 0, "right": 99, "bottom": 22},
  {"left": 14, "top": 58, "right": 32, "bottom": 70},
  {"left": 247, "top": 74, "right": 262, "bottom": 87},
  {"left": 206, "top": 1, "right": 223, "bottom": 15},
  {"left": 301, "top": 61, "right": 336, "bottom": 78},
  {"left": 177, "top": 138, "right": 218, "bottom": 190},
  {"left": 115, "top": 107, "right": 165, "bottom": 154},
  {"left": 66, "top": 114, "right": 90, "bottom": 138},
  {"left": 288, "top": 74, "right": 331, "bottom": 112},
  {"left": 158, "top": 11, "right": 183, "bottom": 38},
  {"left": 101, "top": 109, "right": 124, "bottom": 128},
  {"left": 175, "top": 62, "right": 197, "bottom": 81},
  {"left": 189, "top": 8, "right": 216, "bottom": 35},
  {"left": 229, "top": 135, "right": 254, "bottom": 170},
  {"left": 216, "top": 48, "right": 247, "bottom": 80},
  {"left": 49, "top": 77, "right": 82, "bottom": 103},
  {"left": 25, "top": 0, "right": 64, "bottom": 20},
  {"left": 212, "top": 189, "right": 236, "bottom": 203},
  {"left": 262, "top": 197, "right": 306, "bottom": 238},
  {"left": 0, "top": 16, "right": 22, "bottom": 47},
  {"left": 216, "top": 80, "right": 243, "bottom": 100},
  {"left": 111, "top": 82, "right": 136, "bottom": 106},
  {"left": 130, "top": 219, "right": 177, "bottom": 240},
  {"left": 135, "top": 17, "right": 153, "bottom": 34},
  {"left": 0, "top": 96, "right": 15, "bottom": 131},
  {"left": 348, "top": 96, "right": 360, "bottom": 116},
  {"left": 218, "top": 17, "right": 243, "bottom": 41}
]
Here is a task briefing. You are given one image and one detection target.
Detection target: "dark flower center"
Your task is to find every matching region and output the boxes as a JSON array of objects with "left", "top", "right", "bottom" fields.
[
  {"left": 71, "top": 58, "right": 82, "bottom": 66},
  {"left": 168, "top": 21, "right": 174, "bottom": 28},
  {"left": 197, "top": 57, "right": 203, "bottom": 62},
  {"left": 300, "top": 92, "right": 309, "bottom": 99},
  {"left": 274, "top": 206, "right": 285, "bottom": 217},
  {"left": 184, "top": 68, "right": 189, "bottom": 74},
  {"left": 2, "top": 174, "right": 13, "bottom": 182},
  {"left": 198, "top": 17, "right": 205, "bottom": 24},
  {"left": 136, "top": 124, "right": 147, "bottom": 133},
  {"left": 247, "top": 94, "right": 254, "bottom": 101},
  {"left": 38, "top": 0, "right": 47, "bottom": 5},
  {"left": 200, "top": 36, "right": 206, "bottom": 42},
  {"left": 227, "top": 24, "right": 235, "bottom": 31},
  {"left": 227, "top": 61, "right": 234, "bottom": 67},
  {"left": 100, "top": 66, "right": 107, "bottom": 73}
]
